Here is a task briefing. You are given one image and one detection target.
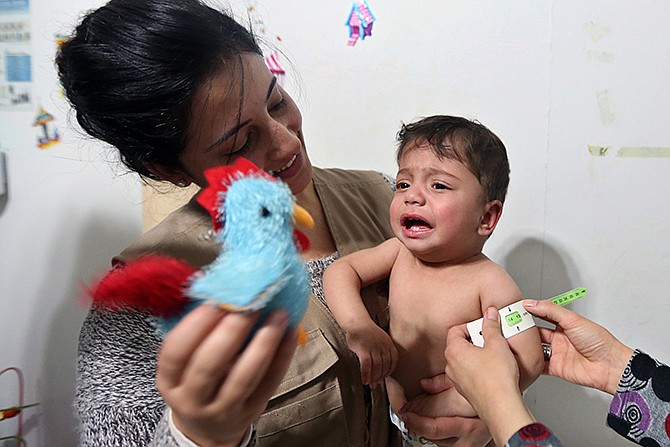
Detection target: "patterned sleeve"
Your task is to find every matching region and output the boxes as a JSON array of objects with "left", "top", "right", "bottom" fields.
[
  {"left": 505, "top": 423, "right": 564, "bottom": 447},
  {"left": 163, "top": 408, "right": 258, "bottom": 447},
  {"left": 606, "top": 349, "right": 670, "bottom": 446},
  {"left": 379, "top": 172, "right": 396, "bottom": 191}
]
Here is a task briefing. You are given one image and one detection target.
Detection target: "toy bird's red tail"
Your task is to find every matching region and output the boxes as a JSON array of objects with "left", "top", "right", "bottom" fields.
[{"left": 89, "top": 255, "right": 197, "bottom": 317}]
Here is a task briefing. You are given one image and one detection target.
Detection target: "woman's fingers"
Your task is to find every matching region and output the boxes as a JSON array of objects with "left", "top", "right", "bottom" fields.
[
  {"left": 157, "top": 305, "right": 227, "bottom": 390},
  {"left": 420, "top": 373, "right": 454, "bottom": 395},
  {"left": 249, "top": 327, "right": 299, "bottom": 405},
  {"left": 480, "top": 307, "right": 503, "bottom": 343},
  {"left": 178, "top": 309, "right": 263, "bottom": 403},
  {"left": 523, "top": 299, "right": 574, "bottom": 326},
  {"left": 537, "top": 326, "right": 556, "bottom": 345},
  {"left": 215, "top": 310, "right": 291, "bottom": 405}
]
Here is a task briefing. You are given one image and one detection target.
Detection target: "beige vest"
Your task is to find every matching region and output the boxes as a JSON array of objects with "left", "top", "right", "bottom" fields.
[{"left": 116, "top": 167, "right": 394, "bottom": 447}]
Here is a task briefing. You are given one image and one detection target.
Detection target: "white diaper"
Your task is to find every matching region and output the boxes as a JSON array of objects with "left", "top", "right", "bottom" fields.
[{"left": 389, "top": 407, "right": 438, "bottom": 447}]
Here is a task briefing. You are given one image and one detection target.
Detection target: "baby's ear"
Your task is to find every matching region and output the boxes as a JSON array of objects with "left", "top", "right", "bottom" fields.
[{"left": 479, "top": 200, "right": 503, "bottom": 236}]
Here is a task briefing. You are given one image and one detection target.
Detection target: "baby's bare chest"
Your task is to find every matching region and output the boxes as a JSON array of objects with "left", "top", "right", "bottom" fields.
[
  {"left": 386, "top": 264, "right": 487, "bottom": 399},
  {"left": 389, "top": 263, "right": 484, "bottom": 331}
]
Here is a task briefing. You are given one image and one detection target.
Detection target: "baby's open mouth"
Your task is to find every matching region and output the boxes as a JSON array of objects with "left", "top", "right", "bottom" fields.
[{"left": 402, "top": 216, "right": 432, "bottom": 230}]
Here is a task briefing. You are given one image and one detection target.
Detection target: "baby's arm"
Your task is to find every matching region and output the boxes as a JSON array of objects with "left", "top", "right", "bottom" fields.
[
  {"left": 323, "top": 238, "right": 402, "bottom": 386},
  {"left": 481, "top": 267, "right": 544, "bottom": 391}
]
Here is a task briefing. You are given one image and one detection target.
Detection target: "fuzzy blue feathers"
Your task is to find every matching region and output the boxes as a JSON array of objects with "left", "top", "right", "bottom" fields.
[{"left": 90, "top": 158, "right": 312, "bottom": 338}]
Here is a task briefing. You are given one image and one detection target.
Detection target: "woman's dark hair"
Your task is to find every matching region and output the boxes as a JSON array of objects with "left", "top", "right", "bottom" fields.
[
  {"left": 396, "top": 115, "right": 510, "bottom": 203},
  {"left": 56, "top": 0, "right": 262, "bottom": 179}
]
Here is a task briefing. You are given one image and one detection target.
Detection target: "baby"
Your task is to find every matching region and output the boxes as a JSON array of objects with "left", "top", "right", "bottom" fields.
[{"left": 324, "top": 115, "right": 544, "bottom": 446}]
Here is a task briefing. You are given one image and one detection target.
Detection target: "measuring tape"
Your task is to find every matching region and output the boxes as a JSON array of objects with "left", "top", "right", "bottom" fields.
[{"left": 466, "top": 287, "right": 588, "bottom": 347}]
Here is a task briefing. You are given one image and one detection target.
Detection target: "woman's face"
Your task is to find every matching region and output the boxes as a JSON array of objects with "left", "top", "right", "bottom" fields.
[{"left": 177, "top": 53, "right": 312, "bottom": 195}]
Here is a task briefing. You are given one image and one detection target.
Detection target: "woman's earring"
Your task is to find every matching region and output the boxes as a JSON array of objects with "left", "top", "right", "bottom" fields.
[{"left": 176, "top": 180, "right": 188, "bottom": 187}]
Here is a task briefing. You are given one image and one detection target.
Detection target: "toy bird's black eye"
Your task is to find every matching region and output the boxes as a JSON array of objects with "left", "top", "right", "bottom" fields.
[{"left": 260, "top": 207, "right": 270, "bottom": 217}]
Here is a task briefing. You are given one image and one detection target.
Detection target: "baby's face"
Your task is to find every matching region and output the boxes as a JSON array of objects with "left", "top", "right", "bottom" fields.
[{"left": 391, "top": 144, "right": 488, "bottom": 263}]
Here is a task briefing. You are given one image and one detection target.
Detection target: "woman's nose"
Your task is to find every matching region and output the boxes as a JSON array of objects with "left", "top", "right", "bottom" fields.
[{"left": 266, "top": 119, "right": 301, "bottom": 159}]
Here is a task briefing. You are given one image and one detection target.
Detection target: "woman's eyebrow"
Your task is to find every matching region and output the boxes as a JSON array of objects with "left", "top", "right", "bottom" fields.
[
  {"left": 266, "top": 76, "right": 278, "bottom": 101},
  {"left": 205, "top": 77, "right": 279, "bottom": 152},
  {"left": 206, "top": 118, "right": 251, "bottom": 151}
]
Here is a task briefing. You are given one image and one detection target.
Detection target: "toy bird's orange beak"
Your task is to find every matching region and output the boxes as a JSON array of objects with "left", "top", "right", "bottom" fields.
[{"left": 293, "top": 204, "right": 314, "bottom": 230}]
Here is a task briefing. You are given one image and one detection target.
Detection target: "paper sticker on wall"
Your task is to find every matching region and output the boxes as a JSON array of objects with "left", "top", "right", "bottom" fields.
[
  {"left": 0, "top": 13, "right": 32, "bottom": 109},
  {"left": 617, "top": 147, "right": 670, "bottom": 158},
  {"left": 588, "top": 145, "right": 609, "bottom": 156},
  {"left": 586, "top": 51, "right": 614, "bottom": 63},
  {"left": 584, "top": 21, "right": 610, "bottom": 43},
  {"left": 346, "top": 1, "right": 376, "bottom": 46},
  {"left": 33, "top": 106, "right": 60, "bottom": 149}
]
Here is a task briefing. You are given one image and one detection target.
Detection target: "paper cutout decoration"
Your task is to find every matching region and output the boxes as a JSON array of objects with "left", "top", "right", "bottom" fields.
[
  {"left": 346, "top": 1, "right": 376, "bottom": 46},
  {"left": 33, "top": 106, "right": 61, "bottom": 149},
  {"left": 265, "top": 50, "right": 286, "bottom": 82},
  {"left": 588, "top": 145, "right": 609, "bottom": 156},
  {"left": 246, "top": 2, "right": 287, "bottom": 84}
]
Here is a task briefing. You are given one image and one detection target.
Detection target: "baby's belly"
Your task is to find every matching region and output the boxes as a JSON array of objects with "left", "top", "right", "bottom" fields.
[
  {"left": 387, "top": 295, "right": 483, "bottom": 407},
  {"left": 388, "top": 329, "right": 448, "bottom": 403}
]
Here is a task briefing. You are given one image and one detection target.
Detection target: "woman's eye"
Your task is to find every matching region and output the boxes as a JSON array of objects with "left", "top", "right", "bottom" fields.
[
  {"left": 270, "top": 98, "right": 287, "bottom": 113},
  {"left": 229, "top": 134, "right": 253, "bottom": 156}
]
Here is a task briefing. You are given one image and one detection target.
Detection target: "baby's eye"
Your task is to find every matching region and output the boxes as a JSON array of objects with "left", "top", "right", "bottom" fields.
[
  {"left": 432, "top": 182, "right": 450, "bottom": 190},
  {"left": 395, "top": 181, "right": 410, "bottom": 190}
]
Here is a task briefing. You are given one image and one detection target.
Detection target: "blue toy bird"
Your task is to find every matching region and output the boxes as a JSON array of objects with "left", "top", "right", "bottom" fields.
[{"left": 89, "top": 157, "right": 313, "bottom": 342}]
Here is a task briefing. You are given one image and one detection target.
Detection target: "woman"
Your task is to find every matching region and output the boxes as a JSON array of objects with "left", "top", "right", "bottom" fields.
[
  {"left": 441, "top": 300, "right": 670, "bottom": 447},
  {"left": 57, "top": 1, "right": 491, "bottom": 445}
]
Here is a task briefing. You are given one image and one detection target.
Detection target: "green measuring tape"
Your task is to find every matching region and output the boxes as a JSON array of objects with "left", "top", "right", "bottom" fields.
[
  {"left": 467, "top": 287, "right": 588, "bottom": 346},
  {"left": 548, "top": 287, "right": 588, "bottom": 307}
]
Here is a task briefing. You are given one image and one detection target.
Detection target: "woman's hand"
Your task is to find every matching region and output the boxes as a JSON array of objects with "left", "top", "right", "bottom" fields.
[
  {"left": 443, "top": 307, "right": 535, "bottom": 447},
  {"left": 444, "top": 308, "right": 520, "bottom": 408},
  {"left": 156, "top": 305, "right": 298, "bottom": 447},
  {"left": 400, "top": 372, "right": 492, "bottom": 446},
  {"left": 400, "top": 411, "right": 493, "bottom": 447},
  {"left": 400, "top": 386, "right": 477, "bottom": 418},
  {"left": 524, "top": 299, "right": 633, "bottom": 395}
]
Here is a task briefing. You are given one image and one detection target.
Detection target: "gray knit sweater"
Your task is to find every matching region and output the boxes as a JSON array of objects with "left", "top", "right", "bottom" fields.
[{"left": 75, "top": 254, "right": 338, "bottom": 446}]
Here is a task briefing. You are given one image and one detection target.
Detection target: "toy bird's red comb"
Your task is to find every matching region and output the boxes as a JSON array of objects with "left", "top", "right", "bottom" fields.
[{"left": 197, "top": 158, "right": 275, "bottom": 231}]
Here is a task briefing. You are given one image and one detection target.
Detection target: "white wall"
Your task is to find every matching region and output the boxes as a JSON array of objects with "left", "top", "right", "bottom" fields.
[
  {"left": 256, "top": 2, "right": 670, "bottom": 445},
  {"left": 0, "top": 1, "right": 141, "bottom": 445},
  {"left": 0, "top": 1, "right": 668, "bottom": 445}
]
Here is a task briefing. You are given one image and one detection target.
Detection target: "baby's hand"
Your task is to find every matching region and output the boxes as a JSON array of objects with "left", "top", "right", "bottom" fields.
[
  {"left": 401, "top": 387, "right": 477, "bottom": 419},
  {"left": 343, "top": 321, "right": 397, "bottom": 387}
]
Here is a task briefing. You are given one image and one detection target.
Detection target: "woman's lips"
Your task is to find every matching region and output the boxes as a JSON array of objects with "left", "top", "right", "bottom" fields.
[{"left": 268, "top": 153, "right": 299, "bottom": 178}]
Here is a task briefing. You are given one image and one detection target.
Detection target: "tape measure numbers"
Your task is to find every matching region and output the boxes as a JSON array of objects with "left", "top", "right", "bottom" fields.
[{"left": 549, "top": 287, "right": 587, "bottom": 307}]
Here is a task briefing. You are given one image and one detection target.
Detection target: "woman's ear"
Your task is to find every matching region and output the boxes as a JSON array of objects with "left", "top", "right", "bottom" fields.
[
  {"left": 478, "top": 200, "right": 503, "bottom": 237},
  {"left": 145, "top": 162, "right": 192, "bottom": 187}
]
